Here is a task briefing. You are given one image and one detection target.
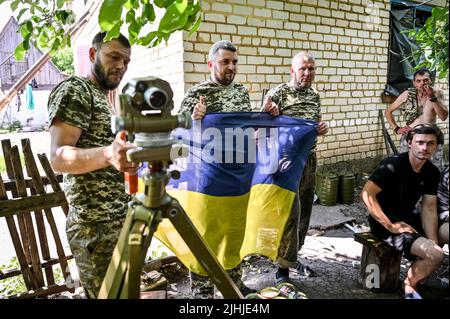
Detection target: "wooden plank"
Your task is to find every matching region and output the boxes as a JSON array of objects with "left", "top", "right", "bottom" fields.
[
  {"left": 0, "top": 192, "right": 67, "bottom": 217},
  {"left": 21, "top": 139, "right": 54, "bottom": 286},
  {"left": 22, "top": 138, "right": 70, "bottom": 283},
  {"left": 1, "top": 139, "right": 15, "bottom": 179},
  {"left": 37, "top": 153, "right": 69, "bottom": 216},
  {"left": 9, "top": 283, "right": 76, "bottom": 299},
  {"left": 10, "top": 145, "right": 46, "bottom": 288},
  {"left": 2, "top": 175, "right": 63, "bottom": 192},
  {"left": 0, "top": 255, "right": 73, "bottom": 280},
  {"left": 0, "top": 174, "right": 34, "bottom": 290},
  {"left": 4, "top": 143, "right": 33, "bottom": 267}
]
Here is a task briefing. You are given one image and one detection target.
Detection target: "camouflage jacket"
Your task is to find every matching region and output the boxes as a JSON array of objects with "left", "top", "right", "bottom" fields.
[
  {"left": 402, "top": 88, "right": 422, "bottom": 125},
  {"left": 47, "top": 76, "right": 131, "bottom": 223},
  {"left": 179, "top": 78, "right": 252, "bottom": 114},
  {"left": 265, "top": 82, "right": 321, "bottom": 149}
]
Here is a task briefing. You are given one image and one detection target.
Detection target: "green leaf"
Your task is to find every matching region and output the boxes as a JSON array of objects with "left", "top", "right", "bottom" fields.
[
  {"left": 99, "top": 0, "right": 126, "bottom": 32},
  {"left": 154, "top": 0, "right": 174, "bottom": 8},
  {"left": 158, "top": 0, "right": 189, "bottom": 34},
  {"left": 17, "top": 8, "right": 28, "bottom": 22},
  {"left": 11, "top": 0, "right": 21, "bottom": 11},
  {"left": 26, "top": 20, "right": 33, "bottom": 33},
  {"left": 14, "top": 41, "right": 26, "bottom": 61},
  {"left": 38, "top": 31, "right": 49, "bottom": 48},
  {"left": 126, "top": 9, "right": 136, "bottom": 23},
  {"left": 128, "top": 20, "right": 141, "bottom": 44},
  {"left": 104, "top": 21, "right": 124, "bottom": 41},
  {"left": 66, "top": 11, "right": 76, "bottom": 24},
  {"left": 187, "top": 13, "right": 202, "bottom": 37},
  {"left": 56, "top": 0, "right": 66, "bottom": 9},
  {"left": 19, "top": 23, "right": 30, "bottom": 38},
  {"left": 142, "top": 3, "right": 156, "bottom": 23},
  {"left": 137, "top": 31, "right": 157, "bottom": 46}
]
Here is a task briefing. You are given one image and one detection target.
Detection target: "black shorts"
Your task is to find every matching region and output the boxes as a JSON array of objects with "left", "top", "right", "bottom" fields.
[{"left": 383, "top": 232, "right": 423, "bottom": 261}]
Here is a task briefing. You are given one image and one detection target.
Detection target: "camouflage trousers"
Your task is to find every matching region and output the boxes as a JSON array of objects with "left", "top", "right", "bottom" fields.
[
  {"left": 66, "top": 217, "right": 124, "bottom": 299},
  {"left": 277, "top": 152, "right": 317, "bottom": 268},
  {"left": 399, "top": 135, "right": 444, "bottom": 171},
  {"left": 190, "top": 264, "right": 246, "bottom": 299}
]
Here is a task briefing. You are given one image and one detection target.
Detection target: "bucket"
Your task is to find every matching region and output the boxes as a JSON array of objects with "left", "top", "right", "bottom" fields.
[
  {"left": 338, "top": 172, "right": 356, "bottom": 204},
  {"left": 315, "top": 172, "right": 338, "bottom": 206}
]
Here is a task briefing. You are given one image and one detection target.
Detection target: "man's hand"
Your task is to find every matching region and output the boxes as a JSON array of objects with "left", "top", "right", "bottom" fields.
[
  {"left": 387, "top": 221, "right": 417, "bottom": 234},
  {"left": 262, "top": 96, "right": 279, "bottom": 116},
  {"left": 422, "top": 84, "right": 436, "bottom": 99},
  {"left": 317, "top": 121, "right": 328, "bottom": 135},
  {"left": 396, "top": 125, "right": 411, "bottom": 135},
  {"left": 192, "top": 96, "right": 206, "bottom": 120},
  {"left": 104, "top": 132, "right": 138, "bottom": 174}
]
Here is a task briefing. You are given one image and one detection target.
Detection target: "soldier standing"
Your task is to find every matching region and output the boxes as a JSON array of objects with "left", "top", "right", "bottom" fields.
[
  {"left": 179, "top": 40, "right": 255, "bottom": 299},
  {"left": 262, "top": 52, "right": 328, "bottom": 284},
  {"left": 48, "top": 32, "right": 137, "bottom": 298}
]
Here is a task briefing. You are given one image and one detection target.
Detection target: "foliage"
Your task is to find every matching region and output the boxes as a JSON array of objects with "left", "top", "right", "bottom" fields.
[
  {"left": 51, "top": 48, "right": 75, "bottom": 75},
  {"left": 0, "top": 257, "right": 26, "bottom": 297},
  {"left": 406, "top": 6, "right": 449, "bottom": 80},
  {"left": 1, "top": 120, "right": 23, "bottom": 133},
  {"left": 0, "top": 257, "right": 70, "bottom": 298},
  {"left": 4, "top": 0, "right": 202, "bottom": 60}
]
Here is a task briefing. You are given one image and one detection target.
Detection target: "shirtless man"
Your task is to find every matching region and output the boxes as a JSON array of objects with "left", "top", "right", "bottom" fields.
[{"left": 385, "top": 68, "right": 448, "bottom": 169}]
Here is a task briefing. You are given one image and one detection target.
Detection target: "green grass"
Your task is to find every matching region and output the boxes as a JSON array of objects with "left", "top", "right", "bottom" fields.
[{"left": 0, "top": 155, "right": 26, "bottom": 175}]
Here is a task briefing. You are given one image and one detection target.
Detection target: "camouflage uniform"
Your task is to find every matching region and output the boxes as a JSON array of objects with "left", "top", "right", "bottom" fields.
[
  {"left": 399, "top": 88, "right": 443, "bottom": 170},
  {"left": 265, "top": 83, "right": 321, "bottom": 268},
  {"left": 47, "top": 76, "right": 131, "bottom": 298},
  {"left": 179, "top": 78, "right": 252, "bottom": 114},
  {"left": 179, "top": 78, "right": 252, "bottom": 298}
]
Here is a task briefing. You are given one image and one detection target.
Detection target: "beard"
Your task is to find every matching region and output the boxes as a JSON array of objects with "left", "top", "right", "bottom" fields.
[
  {"left": 92, "top": 59, "right": 121, "bottom": 90},
  {"left": 293, "top": 76, "right": 312, "bottom": 90},
  {"left": 213, "top": 67, "right": 235, "bottom": 86}
]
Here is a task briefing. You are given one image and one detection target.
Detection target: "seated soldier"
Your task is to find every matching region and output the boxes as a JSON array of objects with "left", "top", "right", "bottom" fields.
[{"left": 361, "top": 124, "right": 445, "bottom": 299}]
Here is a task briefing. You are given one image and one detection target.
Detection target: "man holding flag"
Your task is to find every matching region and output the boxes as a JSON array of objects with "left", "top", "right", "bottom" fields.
[
  {"left": 178, "top": 40, "right": 254, "bottom": 299},
  {"left": 263, "top": 52, "right": 328, "bottom": 284}
]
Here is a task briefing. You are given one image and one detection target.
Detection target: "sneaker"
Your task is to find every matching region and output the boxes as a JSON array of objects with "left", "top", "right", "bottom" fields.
[
  {"left": 291, "top": 262, "right": 316, "bottom": 277},
  {"left": 404, "top": 291, "right": 422, "bottom": 299}
]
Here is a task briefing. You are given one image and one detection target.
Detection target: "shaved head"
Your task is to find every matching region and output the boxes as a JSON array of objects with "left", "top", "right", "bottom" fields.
[
  {"left": 292, "top": 52, "right": 315, "bottom": 67},
  {"left": 290, "top": 51, "right": 316, "bottom": 89}
]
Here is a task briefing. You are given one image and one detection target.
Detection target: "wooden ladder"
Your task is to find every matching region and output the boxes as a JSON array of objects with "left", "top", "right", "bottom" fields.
[{"left": 0, "top": 138, "right": 76, "bottom": 298}]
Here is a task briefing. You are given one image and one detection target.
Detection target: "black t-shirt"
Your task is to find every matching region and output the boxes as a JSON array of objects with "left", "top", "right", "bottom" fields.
[{"left": 368, "top": 152, "right": 440, "bottom": 239}]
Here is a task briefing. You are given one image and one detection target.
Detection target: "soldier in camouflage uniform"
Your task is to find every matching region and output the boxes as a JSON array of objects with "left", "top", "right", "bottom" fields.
[
  {"left": 385, "top": 68, "right": 448, "bottom": 170},
  {"left": 47, "top": 32, "right": 137, "bottom": 298},
  {"left": 179, "top": 40, "right": 254, "bottom": 299},
  {"left": 262, "top": 52, "right": 328, "bottom": 284}
]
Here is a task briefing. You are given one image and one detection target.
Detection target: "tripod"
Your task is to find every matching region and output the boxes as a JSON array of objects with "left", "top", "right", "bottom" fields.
[{"left": 97, "top": 77, "right": 243, "bottom": 299}]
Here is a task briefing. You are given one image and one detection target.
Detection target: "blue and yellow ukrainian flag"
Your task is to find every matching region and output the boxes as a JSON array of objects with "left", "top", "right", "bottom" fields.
[{"left": 153, "top": 112, "right": 316, "bottom": 275}]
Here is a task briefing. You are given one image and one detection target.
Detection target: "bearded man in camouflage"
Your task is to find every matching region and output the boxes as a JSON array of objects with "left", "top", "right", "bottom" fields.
[
  {"left": 263, "top": 52, "right": 328, "bottom": 284},
  {"left": 48, "top": 32, "right": 137, "bottom": 298},
  {"left": 179, "top": 40, "right": 255, "bottom": 299}
]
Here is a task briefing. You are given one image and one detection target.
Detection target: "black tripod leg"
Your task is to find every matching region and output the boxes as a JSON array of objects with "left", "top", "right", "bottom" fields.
[{"left": 167, "top": 201, "right": 243, "bottom": 299}]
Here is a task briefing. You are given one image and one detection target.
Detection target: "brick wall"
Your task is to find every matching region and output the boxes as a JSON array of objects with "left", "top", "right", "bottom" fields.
[
  {"left": 125, "top": 0, "right": 449, "bottom": 166},
  {"left": 181, "top": 0, "right": 449, "bottom": 166},
  {"left": 125, "top": 32, "right": 186, "bottom": 110}
]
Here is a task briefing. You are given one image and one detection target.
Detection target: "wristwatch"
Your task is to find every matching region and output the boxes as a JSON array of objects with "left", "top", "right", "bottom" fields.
[
  {"left": 429, "top": 96, "right": 438, "bottom": 102},
  {"left": 394, "top": 126, "right": 400, "bottom": 134}
]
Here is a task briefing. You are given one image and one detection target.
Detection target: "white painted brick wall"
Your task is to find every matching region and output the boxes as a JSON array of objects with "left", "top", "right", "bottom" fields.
[{"left": 126, "top": 0, "right": 449, "bottom": 166}]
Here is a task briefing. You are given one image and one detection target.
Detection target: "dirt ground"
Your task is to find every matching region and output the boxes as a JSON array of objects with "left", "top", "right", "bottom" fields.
[{"left": 49, "top": 198, "right": 449, "bottom": 300}]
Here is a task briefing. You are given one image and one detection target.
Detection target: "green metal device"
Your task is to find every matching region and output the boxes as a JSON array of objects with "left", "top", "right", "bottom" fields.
[{"left": 97, "top": 77, "right": 243, "bottom": 299}]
